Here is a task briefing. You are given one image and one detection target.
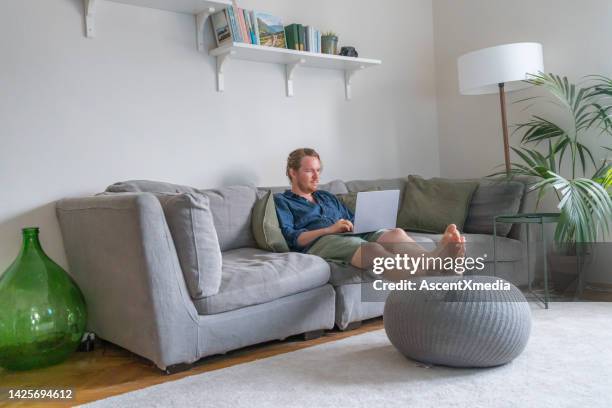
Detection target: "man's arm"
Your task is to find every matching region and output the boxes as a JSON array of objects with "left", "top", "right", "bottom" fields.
[
  {"left": 296, "top": 219, "right": 353, "bottom": 247},
  {"left": 274, "top": 196, "right": 305, "bottom": 250}
]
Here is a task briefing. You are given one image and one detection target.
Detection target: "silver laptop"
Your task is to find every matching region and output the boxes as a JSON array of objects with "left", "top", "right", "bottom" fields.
[{"left": 342, "top": 190, "right": 400, "bottom": 234}]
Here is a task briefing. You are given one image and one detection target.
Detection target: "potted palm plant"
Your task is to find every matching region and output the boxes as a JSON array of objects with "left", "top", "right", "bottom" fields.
[{"left": 494, "top": 73, "right": 612, "bottom": 292}]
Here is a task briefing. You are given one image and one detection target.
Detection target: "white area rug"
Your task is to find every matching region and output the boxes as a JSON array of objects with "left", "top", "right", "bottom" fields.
[{"left": 82, "top": 303, "right": 612, "bottom": 408}]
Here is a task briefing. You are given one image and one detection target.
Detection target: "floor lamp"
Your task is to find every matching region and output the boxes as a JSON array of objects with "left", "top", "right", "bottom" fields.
[{"left": 457, "top": 43, "right": 544, "bottom": 176}]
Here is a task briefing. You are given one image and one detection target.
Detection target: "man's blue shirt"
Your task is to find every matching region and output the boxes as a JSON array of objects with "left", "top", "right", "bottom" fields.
[{"left": 274, "top": 190, "right": 354, "bottom": 252}]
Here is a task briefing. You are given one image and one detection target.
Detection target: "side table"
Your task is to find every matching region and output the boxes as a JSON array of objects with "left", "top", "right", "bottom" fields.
[{"left": 493, "top": 213, "right": 561, "bottom": 309}]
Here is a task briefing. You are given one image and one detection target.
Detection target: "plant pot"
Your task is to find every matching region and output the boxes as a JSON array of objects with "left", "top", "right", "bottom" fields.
[
  {"left": 0, "top": 227, "right": 87, "bottom": 370},
  {"left": 548, "top": 253, "right": 579, "bottom": 293},
  {"left": 548, "top": 244, "right": 590, "bottom": 294},
  {"left": 321, "top": 36, "right": 338, "bottom": 55}
]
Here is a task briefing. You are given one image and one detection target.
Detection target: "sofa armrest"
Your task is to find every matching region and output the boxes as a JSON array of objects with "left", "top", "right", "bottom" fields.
[{"left": 56, "top": 193, "right": 199, "bottom": 370}]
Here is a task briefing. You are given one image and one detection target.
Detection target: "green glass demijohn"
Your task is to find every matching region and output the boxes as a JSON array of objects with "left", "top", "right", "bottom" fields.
[{"left": 0, "top": 227, "right": 87, "bottom": 371}]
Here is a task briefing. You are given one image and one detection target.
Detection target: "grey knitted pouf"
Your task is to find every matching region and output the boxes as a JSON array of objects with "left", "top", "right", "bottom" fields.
[{"left": 383, "top": 276, "right": 531, "bottom": 368}]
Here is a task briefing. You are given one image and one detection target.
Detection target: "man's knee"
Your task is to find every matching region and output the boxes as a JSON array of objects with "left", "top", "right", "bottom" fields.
[
  {"left": 383, "top": 228, "right": 408, "bottom": 240},
  {"left": 351, "top": 242, "right": 389, "bottom": 268},
  {"left": 379, "top": 227, "right": 408, "bottom": 242},
  {"left": 390, "top": 227, "right": 407, "bottom": 237}
]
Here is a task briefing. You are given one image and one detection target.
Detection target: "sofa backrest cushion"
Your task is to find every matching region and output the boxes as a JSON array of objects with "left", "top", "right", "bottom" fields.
[
  {"left": 464, "top": 179, "right": 525, "bottom": 236},
  {"left": 397, "top": 176, "right": 479, "bottom": 233},
  {"left": 258, "top": 179, "right": 348, "bottom": 195},
  {"left": 106, "top": 180, "right": 258, "bottom": 251},
  {"left": 157, "top": 193, "right": 222, "bottom": 299},
  {"left": 200, "top": 186, "right": 258, "bottom": 251},
  {"left": 345, "top": 177, "right": 407, "bottom": 207},
  {"left": 345, "top": 177, "right": 406, "bottom": 193},
  {"left": 319, "top": 179, "right": 349, "bottom": 194},
  {"left": 106, "top": 180, "right": 201, "bottom": 194},
  {"left": 335, "top": 192, "right": 358, "bottom": 214}
]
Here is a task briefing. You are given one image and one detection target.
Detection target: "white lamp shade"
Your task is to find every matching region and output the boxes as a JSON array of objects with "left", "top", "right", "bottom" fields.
[{"left": 458, "top": 42, "right": 544, "bottom": 95}]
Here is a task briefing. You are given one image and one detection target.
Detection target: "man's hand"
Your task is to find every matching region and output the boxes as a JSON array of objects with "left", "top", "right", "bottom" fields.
[
  {"left": 327, "top": 219, "right": 354, "bottom": 234},
  {"left": 296, "top": 219, "right": 354, "bottom": 248}
]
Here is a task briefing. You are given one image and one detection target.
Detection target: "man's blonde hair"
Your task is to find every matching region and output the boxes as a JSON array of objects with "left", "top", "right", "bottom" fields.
[{"left": 286, "top": 148, "right": 321, "bottom": 183}]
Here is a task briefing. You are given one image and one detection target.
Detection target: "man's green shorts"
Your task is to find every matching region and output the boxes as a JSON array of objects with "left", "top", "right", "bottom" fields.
[{"left": 307, "top": 229, "right": 388, "bottom": 265}]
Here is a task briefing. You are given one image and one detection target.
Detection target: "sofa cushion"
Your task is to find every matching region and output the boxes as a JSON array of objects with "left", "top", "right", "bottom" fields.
[
  {"left": 106, "top": 180, "right": 257, "bottom": 251},
  {"left": 345, "top": 177, "right": 406, "bottom": 193},
  {"left": 345, "top": 177, "right": 407, "bottom": 204},
  {"left": 462, "top": 233, "right": 523, "bottom": 262},
  {"left": 397, "top": 176, "right": 478, "bottom": 233},
  {"left": 200, "top": 186, "right": 258, "bottom": 251},
  {"left": 335, "top": 192, "right": 358, "bottom": 213},
  {"left": 258, "top": 179, "right": 348, "bottom": 195},
  {"left": 319, "top": 179, "right": 349, "bottom": 194},
  {"left": 157, "top": 193, "right": 222, "bottom": 298},
  {"left": 406, "top": 232, "right": 523, "bottom": 262},
  {"left": 464, "top": 180, "right": 525, "bottom": 236},
  {"left": 329, "top": 263, "right": 379, "bottom": 286},
  {"left": 251, "top": 191, "right": 289, "bottom": 253},
  {"left": 106, "top": 179, "right": 201, "bottom": 194},
  {"left": 106, "top": 180, "right": 259, "bottom": 251},
  {"left": 193, "top": 248, "right": 330, "bottom": 315}
]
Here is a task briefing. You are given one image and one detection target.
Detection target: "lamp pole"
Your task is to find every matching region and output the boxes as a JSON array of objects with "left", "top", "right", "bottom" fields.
[
  {"left": 498, "top": 82, "right": 511, "bottom": 176},
  {"left": 458, "top": 43, "right": 544, "bottom": 178}
]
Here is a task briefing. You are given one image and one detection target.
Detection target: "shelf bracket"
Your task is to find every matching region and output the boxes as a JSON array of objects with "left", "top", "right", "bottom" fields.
[
  {"left": 286, "top": 59, "right": 305, "bottom": 97},
  {"left": 344, "top": 65, "right": 365, "bottom": 101},
  {"left": 84, "top": 0, "right": 97, "bottom": 38},
  {"left": 196, "top": 7, "right": 216, "bottom": 52},
  {"left": 216, "top": 50, "right": 234, "bottom": 92}
]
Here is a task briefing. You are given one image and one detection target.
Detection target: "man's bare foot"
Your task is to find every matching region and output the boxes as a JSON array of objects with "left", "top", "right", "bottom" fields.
[{"left": 432, "top": 224, "right": 466, "bottom": 259}]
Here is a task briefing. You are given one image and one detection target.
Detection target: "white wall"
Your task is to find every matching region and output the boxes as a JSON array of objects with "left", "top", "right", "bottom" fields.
[
  {"left": 0, "top": 0, "right": 440, "bottom": 272},
  {"left": 433, "top": 0, "right": 612, "bottom": 179}
]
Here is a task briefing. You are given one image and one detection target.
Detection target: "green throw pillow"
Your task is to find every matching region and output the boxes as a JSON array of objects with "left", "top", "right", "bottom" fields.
[
  {"left": 397, "top": 176, "right": 478, "bottom": 233},
  {"left": 251, "top": 191, "right": 290, "bottom": 252},
  {"left": 335, "top": 192, "right": 358, "bottom": 214},
  {"left": 336, "top": 188, "right": 384, "bottom": 214}
]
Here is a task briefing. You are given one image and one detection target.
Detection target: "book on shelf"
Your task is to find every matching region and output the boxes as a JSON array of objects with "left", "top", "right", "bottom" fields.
[
  {"left": 226, "top": 7, "right": 242, "bottom": 43},
  {"left": 284, "top": 23, "right": 299, "bottom": 51},
  {"left": 210, "top": 6, "right": 259, "bottom": 46},
  {"left": 210, "top": 9, "right": 232, "bottom": 47},
  {"left": 211, "top": 9, "right": 327, "bottom": 53},
  {"left": 236, "top": 7, "right": 250, "bottom": 44},
  {"left": 288, "top": 25, "right": 321, "bottom": 53},
  {"left": 252, "top": 11, "right": 286, "bottom": 49},
  {"left": 244, "top": 10, "right": 256, "bottom": 44},
  {"left": 297, "top": 24, "right": 305, "bottom": 51},
  {"left": 304, "top": 26, "right": 313, "bottom": 52},
  {"left": 251, "top": 11, "right": 261, "bottom": 45}
]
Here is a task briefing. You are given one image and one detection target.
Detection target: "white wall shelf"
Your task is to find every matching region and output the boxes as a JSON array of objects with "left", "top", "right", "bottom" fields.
[
  {"left": 209, "top": 43, "right": 382, "bottom": 100},
  {"left": 83, "top": 0, "right": 231, "bottom": 51},
  {"left": 82, "top": 1, "right": 382, "bottom": 100}
]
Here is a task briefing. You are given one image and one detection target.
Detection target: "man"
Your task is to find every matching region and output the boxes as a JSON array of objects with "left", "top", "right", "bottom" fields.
[{"left": 274, "top": 148, "right": 465, "bottom": 282}]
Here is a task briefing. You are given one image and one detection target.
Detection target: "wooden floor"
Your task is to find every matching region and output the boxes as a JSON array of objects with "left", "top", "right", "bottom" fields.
[
  {"left": 1, "top": 287, "right": 610, "bottom": 408},
  {"left": 0, "top": 319, "right": 384, "bottom": 408}
]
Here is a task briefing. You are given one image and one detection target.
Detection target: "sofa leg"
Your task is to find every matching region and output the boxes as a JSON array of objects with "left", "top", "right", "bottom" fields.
[
  {"left": 302, "top": 329, "right": 325, "bottom": 341},
  {"left": 162, "top": 363, "right": 194, "bottom": 375},
  {"left": 342, "top": 321, "right": 362, "bottom": 331}
]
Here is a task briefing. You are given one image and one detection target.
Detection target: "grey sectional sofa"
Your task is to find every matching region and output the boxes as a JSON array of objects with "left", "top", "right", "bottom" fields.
[{"left": 56, "top": 176, "right": 535, "bottom": 372}]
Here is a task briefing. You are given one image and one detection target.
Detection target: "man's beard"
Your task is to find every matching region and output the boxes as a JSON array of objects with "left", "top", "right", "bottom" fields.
[{"left": 298, "top": 179, "right": 317, "bottom": 194}]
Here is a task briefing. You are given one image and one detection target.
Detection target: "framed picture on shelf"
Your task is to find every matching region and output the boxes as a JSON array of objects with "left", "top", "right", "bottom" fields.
[
  {"left": 253, "top": 11, "right": 286, "bottom": 48},
  {"left": 211, "top": 10, "right": 232, "bottom": 47}
]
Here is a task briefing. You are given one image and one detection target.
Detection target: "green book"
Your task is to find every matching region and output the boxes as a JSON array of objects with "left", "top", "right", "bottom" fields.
[
  {"left": 291, "top": 24, "right": 299, "bottom": 50},
  {"left": 284, "top": 24, "right": 298, "bottom": 50},
  {"left": 297, "top": 24, "right": 305, "bottom": 51}
]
